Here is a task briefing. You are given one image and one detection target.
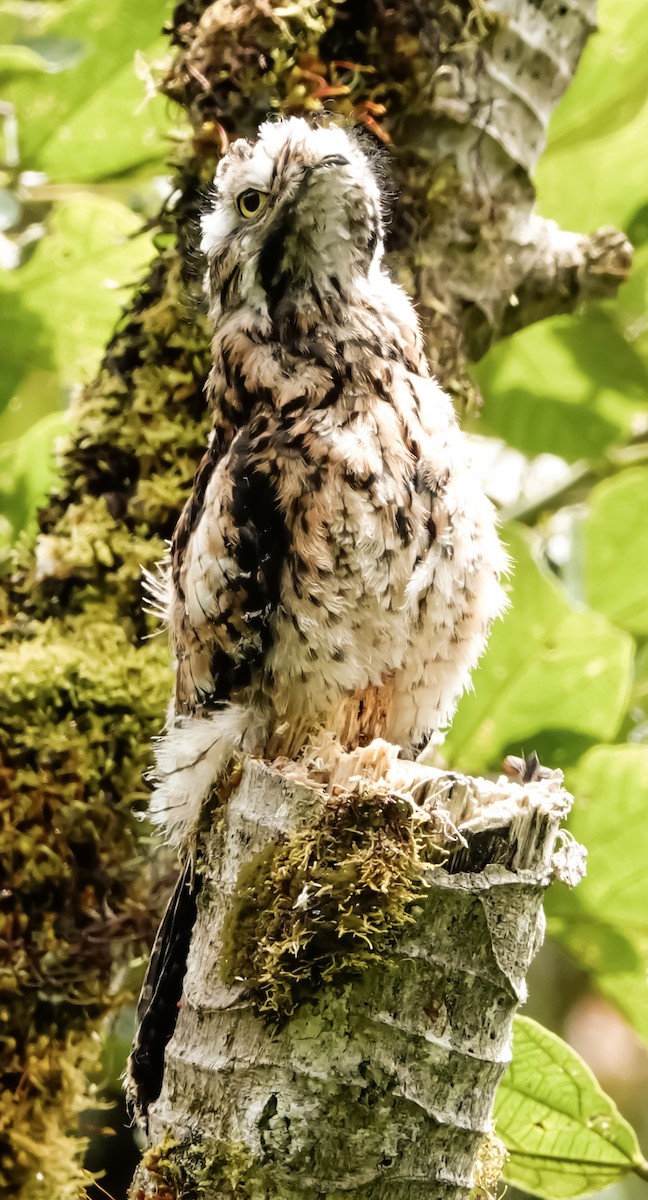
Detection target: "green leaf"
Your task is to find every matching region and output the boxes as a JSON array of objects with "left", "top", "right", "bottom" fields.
[
  {"left": 536, "top": 0, "right": 648, "bottom": 233},
  {"left": 0, "top": 193, "right": 155, "bottom": 413},
  {"left": 584, "top": 469, "right": 648, "bottom": 636},
  {"left": 472, "top": 309, "right": 647, "bottom": 464},
  {"left": 547, "top": 745, "right": 648, "bottom": 1045},
  {"left": 442, "top": 525, "right": 633, "bottom": 774},
  {"left": 2, "top": 0, "right": 171, "bottom": 182},
  {"left": 495, "top": 1016, "right": 647, "bottom": 1199},
  {"left": 0, "top": 43, "right": 50, "bottom": 75},
  {"left": 543, "top": 0, "right": 648, "bottom": 155},
  {"left": 0, "top": 412, "right": 69, "bottom": 545},
  {"left": 547, "top": 907, "right": 648, "bottom": 1049}
]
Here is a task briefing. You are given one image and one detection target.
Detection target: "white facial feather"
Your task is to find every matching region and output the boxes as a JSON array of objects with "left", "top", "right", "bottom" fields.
[
  {"left": 200, "top": 117, "right": 384, "bottom": 300},
  {"left": 150, "top": 706, "right": 267, "bottom": 845}
]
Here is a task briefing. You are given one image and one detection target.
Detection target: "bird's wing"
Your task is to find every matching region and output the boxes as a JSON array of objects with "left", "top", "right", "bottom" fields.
[{"left": 170, "top": 424, "right": 289, "bottom": 713}]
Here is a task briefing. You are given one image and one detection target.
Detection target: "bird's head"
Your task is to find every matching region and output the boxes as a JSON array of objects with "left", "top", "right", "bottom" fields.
[{"left": 200, "top": 117, "right": 385, "bottom": 320}]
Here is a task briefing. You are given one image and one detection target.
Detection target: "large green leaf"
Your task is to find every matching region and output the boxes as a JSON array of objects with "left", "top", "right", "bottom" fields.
[
  {"left": 584, "top": 469, "right": 648, "bottom": 636},
  {"left": 542, "top": 0, "right": 648, "bottom": 152},
  {"left": 471, "top": 309, "right": 647, "bottom": 464},
  {"left": 611, "top": 244, "right": 648, "bottom": 367},
  {"left": 547, "top": 745, "right": 648, "bottom": 1045},
  {"left": 1, "top": 0, "right": 171, "bottom": 182},
  {"left": 495, "top": 1016, "right": 647, "bottom": 1199},
  {"left": 441, "top": 525, "right": 633, "bottom": 774},
  {"left": 0, "top": 194, "right": 155, "bottom": 414},
  {"left": 536, "top": 0, "right": 648, "bottom": 233},
  {"left": 0, "top": 411, "right": 69, "bottom": 548}
]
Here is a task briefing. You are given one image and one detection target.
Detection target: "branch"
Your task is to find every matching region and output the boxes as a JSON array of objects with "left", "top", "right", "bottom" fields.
[{"left": 129, "top": 743, "right": 578, "bottom": 1199}]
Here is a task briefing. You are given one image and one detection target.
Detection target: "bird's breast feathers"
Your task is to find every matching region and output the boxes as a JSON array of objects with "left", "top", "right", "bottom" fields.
[{"left": 167, "top": 333, "right": 506, "bottom": 743}]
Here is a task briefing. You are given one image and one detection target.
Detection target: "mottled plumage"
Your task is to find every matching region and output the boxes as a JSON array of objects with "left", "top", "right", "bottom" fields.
[{"left": 149, "top": 117, "right": 508, "bottom": 845}]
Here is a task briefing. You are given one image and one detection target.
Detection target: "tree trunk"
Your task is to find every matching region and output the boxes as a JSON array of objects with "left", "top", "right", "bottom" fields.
[
  {"left": 129, "top": 746, "right": 578, "bottom": 1199},
  {"left": 0, "top": 1, "right": 623, "bottom": 1197}
]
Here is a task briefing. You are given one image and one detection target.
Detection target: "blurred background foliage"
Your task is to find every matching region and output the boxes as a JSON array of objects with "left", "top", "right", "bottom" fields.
[{"left": 1, "top": 0, "right": 647, "bottom": 1198}]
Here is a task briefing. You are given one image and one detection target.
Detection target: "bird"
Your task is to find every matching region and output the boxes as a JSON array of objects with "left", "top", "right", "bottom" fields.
[
  {"left": 147, "top": 115, "right": 509, "bottom": 849},
  {"left": 128, "top": 116, "right": 509, "bottom": 1122}
]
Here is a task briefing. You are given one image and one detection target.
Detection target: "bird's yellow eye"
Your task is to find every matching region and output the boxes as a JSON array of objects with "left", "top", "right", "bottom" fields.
[{"left": 236, "top": 189, "right": 269, "bottom": 219}]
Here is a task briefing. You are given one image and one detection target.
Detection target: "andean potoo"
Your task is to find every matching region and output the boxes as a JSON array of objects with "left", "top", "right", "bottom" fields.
[{"left": 148, "top": 116, "right": 508, "bottom": 847}]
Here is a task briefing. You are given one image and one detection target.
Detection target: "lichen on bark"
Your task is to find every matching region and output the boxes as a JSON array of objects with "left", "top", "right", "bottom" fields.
[
  {"left": 0, "top": 0, "right": 624, "bottom": 1194},
  {"left": 132, "top": 1131, "right": 507, "bottom": 1200}
]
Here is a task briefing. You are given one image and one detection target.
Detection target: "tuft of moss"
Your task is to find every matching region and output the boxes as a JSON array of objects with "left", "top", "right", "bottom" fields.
[
  {"left": 0, "top": 1032, "right": 99, "bottom": 1200},
  {"left": 222, "top": 790, "right": 442, "bottom": 1017},
  {"left": 129, "top": 1134, "right": 262, "bottom": 1200},
  {"left": 0, "top": 613, "right": 172, "bottom": 1195}
]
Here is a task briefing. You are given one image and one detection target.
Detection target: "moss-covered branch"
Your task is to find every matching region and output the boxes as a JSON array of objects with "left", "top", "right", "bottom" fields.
[{"left": 0, "top": 1, "right": 624, "bottom": 1196}]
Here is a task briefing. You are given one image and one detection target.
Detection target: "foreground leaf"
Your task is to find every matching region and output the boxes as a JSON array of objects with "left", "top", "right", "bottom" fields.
[
  {"left": 537, "top": 0, "right": 648, "bottom": 234},
  {"left": 0, "top": 194, "right": 155, "bottom": 413},
  {"left": 584, "top": 469, "right": 648, "bottom": 636},
  {"left": 561, "top": 0, "right": 648, "bottom": 144},
  {"left": 2, "top": 0, "right": 170, "bottom": 182},
  {"left": 442, "top": 525, "right": 633, "bottom": 773},
  {"left": 472, "top": 309, "right": 646, "bottom": 464},
  {"left": 0, "top": 412, "right": 68, "bottom": 546},
  {"left": 495, "top": 1016, "right": 648, "bottom": 1199},
  {"left": 547, "top": 745, "right": 648, "bottom": 1045}
]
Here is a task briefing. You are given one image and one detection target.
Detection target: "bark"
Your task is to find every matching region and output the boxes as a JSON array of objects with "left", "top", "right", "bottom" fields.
[
  {"left": 0, "top": 1, "right": 621, "bottom": 1197},
  {"left": 129, "top": 745, "right": 580, "bottom": 1199}
]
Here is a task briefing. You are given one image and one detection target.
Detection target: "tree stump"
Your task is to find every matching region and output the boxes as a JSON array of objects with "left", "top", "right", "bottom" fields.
[{"left": 130, "top": 741, "right": 578, "bottom": 1199}]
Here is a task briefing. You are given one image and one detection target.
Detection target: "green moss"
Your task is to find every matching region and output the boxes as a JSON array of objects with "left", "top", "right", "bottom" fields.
[
  {"left": 129, "top": 1133, "right": 396, "bottom": 1200},
  {"left": 0, "top": 1033, "right": 98, "bottom": 1200},
  {"left": 0, "top": 610, "right": 171, "bottom": 1194},
  {"left": 130, "top": 1135, "right": 262, "bottom": 1200},
  {"left": 222, "top": 790, "right": 442, "bottom": 1017},
  {"left": 0, "top": 155, "right": 217, "bottom": 1199}
]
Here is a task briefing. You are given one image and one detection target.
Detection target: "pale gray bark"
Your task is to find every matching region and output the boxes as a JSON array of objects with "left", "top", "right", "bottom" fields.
[
  {"left": 133, "top": 744, "right": 581, "bottom": 1199},
  {"left": 383, "top": 0, "right": 633, "bottom": 386}
]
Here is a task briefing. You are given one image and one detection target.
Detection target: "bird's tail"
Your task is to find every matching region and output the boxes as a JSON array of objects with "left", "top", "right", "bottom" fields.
[
  {"left": 126, "top": 856, "right": 198, "bottom": 1126},
  {"left": 149, "top": 704, "right": 263, "bottom": 845}
]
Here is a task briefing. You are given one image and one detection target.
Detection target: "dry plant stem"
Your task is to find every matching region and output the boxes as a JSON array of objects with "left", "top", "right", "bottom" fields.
[{"left": 133, "top": 749, "right": 572, "bottom": 1199}]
